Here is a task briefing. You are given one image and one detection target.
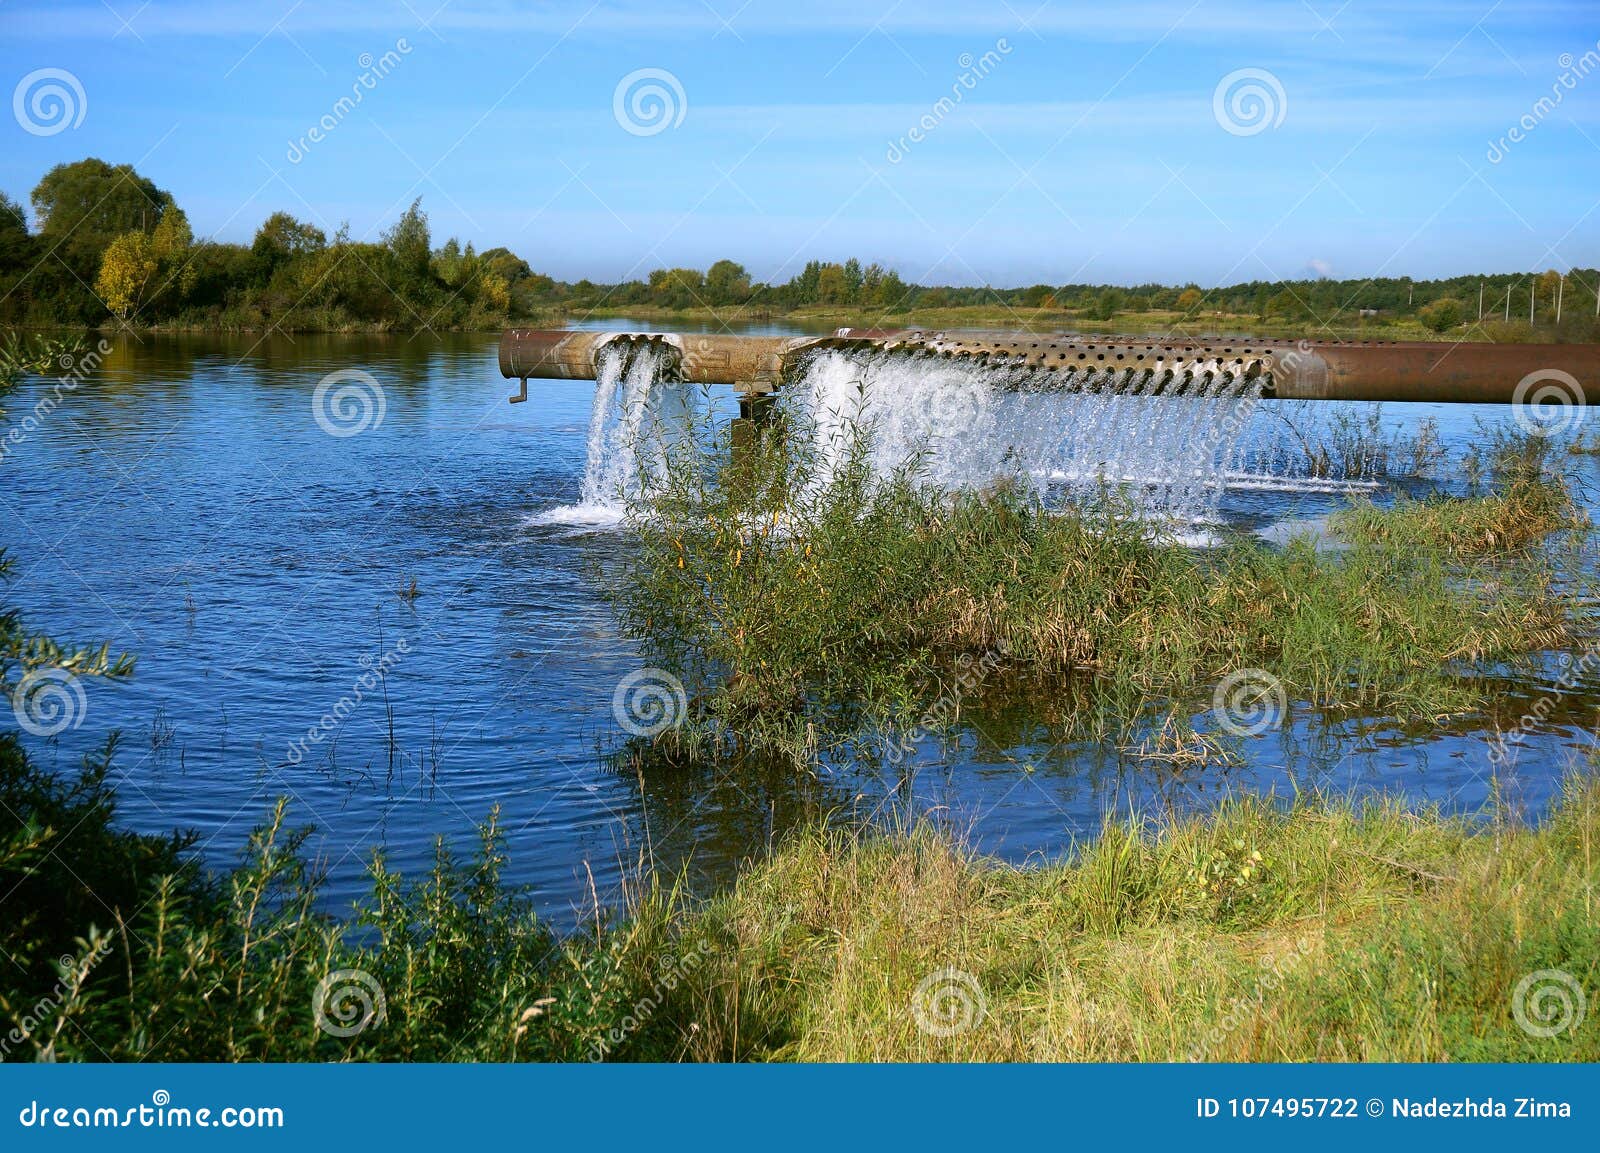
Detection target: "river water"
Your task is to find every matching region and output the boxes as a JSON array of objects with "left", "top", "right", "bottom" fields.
[{"left": 4, "top": 327, "right": 1597, "bottom": 924}]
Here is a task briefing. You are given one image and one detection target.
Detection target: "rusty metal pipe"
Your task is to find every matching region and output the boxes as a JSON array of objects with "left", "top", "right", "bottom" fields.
[{"left": 500, "top": 328, "right": 1600, "bottom": 405}]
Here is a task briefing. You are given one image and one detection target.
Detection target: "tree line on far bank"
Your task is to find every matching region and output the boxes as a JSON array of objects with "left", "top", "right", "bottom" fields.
[{"left": 1, "top": 157, "right": 1595, "bottom": 338}]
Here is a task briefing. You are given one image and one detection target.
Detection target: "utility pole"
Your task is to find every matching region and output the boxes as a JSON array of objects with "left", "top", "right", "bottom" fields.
[
  {"left": 1478, "top": 280, "right": 1484, "bottom": 321},
  {"left": 1530, "top": 277, "right": 1535, "bottom": 325},
  {"left": 1556, "top": 274, "right": 1564, "bottom": 325},
  {"left": 1505, "top": 283, "right": 1512, "bottom": 321}
]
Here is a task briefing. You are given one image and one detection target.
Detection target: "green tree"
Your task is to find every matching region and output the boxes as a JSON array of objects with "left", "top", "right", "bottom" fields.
[
  {"left": 875, "top": 269, "right": 908, "bottom": 309},
  {"left": 31, "top": 159, "right": 168, "bottom": 253},
  {"left": 842, "top": 258, "right": 864, "bottom": 299},
  {"left": 1418, "top": 297, "right": 1464, "bottom": 333},
  {"left": 251, "top": 211, "right": 325, "bottom": 272},
  {"left": 815, "top": 263, "right": 849, "bottom": 305},
  {"left": 479, "top": 246, "right": 532, "bottom": 283},
  {"left": 648, "top": 267, "right": 706, "bottom": 310},
  {"left": 383, "top": 198, "right": 432, "bottom": 281},
  {"left": 0, "top": 194, "right": 33, "bottom": 306},
  {"left": 1266, "top": 289, "right": 1306, "bottom": 320},
  {"left": 1087, "top": 289, "right": 1123, "bottom": 321},
  {"left": 28, "top": 160, "right": 173, "bottom": 321},
  {"left": 704, "top": 259, "right": 750, "bottom": 305}
]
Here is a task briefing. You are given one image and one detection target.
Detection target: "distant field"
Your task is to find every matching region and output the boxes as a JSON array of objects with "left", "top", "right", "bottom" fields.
[{"left": 569, "top": 302, "right": 1513, "bottom": 342}]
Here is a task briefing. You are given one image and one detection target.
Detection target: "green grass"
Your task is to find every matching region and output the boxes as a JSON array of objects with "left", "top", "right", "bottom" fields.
[
  {"left": 1333, "top": 431, "right": 1582, "bottom": 556},
  {"left": 655, "top": 776, "right": 1600, "bottom": 1061},
  {"left": 4, "top": 740, "right": 1596, "bottom": 1062}
]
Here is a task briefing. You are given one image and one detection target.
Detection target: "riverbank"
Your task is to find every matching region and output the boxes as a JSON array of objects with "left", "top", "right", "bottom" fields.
[
  {"left": 9, "top": 305, "right": 1587, "bottom": 343},
  {"left": 4, "top": 748, "right": 1595, "bottom": 1061}
]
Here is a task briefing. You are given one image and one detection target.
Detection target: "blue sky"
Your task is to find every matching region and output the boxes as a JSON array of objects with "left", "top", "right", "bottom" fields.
[{"left": 2, "top": 0, "right": 1597, "bottom": 286}]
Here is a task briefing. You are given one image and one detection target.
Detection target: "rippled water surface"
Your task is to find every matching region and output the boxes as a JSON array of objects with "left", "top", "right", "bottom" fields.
[{"left": 5, "top": 330, "right": 1598, "bottom": 924}]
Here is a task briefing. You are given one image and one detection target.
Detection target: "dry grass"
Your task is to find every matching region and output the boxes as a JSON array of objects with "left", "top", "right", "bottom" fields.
[
  {"left": 658, "top": 776, "right": 1600, "bottom": 1062},
  {"left": 1333, "top": 471, "right": 1580, "bottom": 556}
]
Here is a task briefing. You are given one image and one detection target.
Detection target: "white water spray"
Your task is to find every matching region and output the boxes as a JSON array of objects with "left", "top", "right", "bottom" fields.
[
  {"left": 534, "top": 343, "right": 685, "bottom": 526},
  {"left": 781, "top": 348, "right": 1266, "bottom": 525},
  {"left": 542, "top": 340, "right": 1387, "bottom": 533}
]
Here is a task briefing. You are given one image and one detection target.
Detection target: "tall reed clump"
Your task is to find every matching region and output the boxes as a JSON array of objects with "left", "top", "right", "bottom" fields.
[
  {"left": 610, "top": 411, "right": 1587, "bottom": 764},
  {"left": 1333, "top": 425, "right": 1583, "bottom": 555}
]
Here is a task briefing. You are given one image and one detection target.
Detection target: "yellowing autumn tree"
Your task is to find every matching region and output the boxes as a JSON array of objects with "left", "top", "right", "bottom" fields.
[
  {"left": 95, "top": 232, "right": 157, "bottom": 318},
  {"left": 477, "top": 270, "right": 511, "bottom": 310},
  {"left": 94, "top": 199, "right": 194, "bottom": 319}
]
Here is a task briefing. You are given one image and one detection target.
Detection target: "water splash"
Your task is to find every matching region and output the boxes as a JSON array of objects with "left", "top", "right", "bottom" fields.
[
  {"left": 543, "top": 340, "right": 1390, "bottom": 534},
  {"left": 781, "top": 348, "right": 1266, "bottom": 525},
  {"left": 532, "top": 343, "right": 684, "bottom": 526}
]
